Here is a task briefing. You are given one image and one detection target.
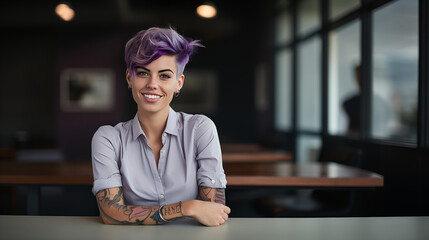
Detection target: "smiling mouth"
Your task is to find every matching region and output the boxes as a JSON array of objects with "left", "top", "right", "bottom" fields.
[{"left": 143, "top": 94, "right": 161, "bottom": 99}]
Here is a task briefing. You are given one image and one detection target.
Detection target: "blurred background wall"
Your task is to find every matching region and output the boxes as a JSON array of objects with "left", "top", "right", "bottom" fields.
[
  {"left": 1, "top": 0, "right": 428, "bottom": 217},
  {"left": 0, "top": 0, "right": 272, "bottom": 160}
]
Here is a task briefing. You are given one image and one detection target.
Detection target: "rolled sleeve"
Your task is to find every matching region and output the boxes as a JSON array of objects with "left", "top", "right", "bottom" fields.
[
  {"left": 92, "top": 173, "right": 122, "bottom": 195},
  {"left": 195, "top": 116, "right": 227, "bottom": 189},
  {"left": 197, "top": 171, "right": 227, "bottom": 188},
  {"left": 91, "top": 126, "right": 123, "bottom": 195}
]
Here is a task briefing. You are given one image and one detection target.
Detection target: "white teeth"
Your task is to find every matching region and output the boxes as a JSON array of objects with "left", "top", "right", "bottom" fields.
[{"left": 144, "top": 94, "right": 161, "bottom": 99}]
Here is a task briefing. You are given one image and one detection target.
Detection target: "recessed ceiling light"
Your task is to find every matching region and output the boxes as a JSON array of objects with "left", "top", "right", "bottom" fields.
[
  {"left": 55, "top": 3, "right": 75, "bottom": 21},
  {"left": 196, "top": 2, "right": 217, "bottom": 19}
]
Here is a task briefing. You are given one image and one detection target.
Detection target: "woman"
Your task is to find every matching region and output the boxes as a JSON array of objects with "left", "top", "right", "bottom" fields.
[{"left": 91, "top": 27, "right": 230, "bottom": 226}]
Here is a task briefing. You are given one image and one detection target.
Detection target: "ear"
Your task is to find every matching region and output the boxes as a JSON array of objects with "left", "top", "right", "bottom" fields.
[
  {"left": 126, "top": 69, "right": 132, "bottom": 87},
  {"left": 177, "top": 74, "right": 184, "bottom": 92}
]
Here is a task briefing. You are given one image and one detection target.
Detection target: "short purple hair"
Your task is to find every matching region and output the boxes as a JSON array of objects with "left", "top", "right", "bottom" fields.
[{"left": 125, "top": 27, "right": 203, "bottom": 77}]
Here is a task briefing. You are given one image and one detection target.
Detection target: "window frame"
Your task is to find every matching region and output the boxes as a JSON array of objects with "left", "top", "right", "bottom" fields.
[{"left": 272, "top": 0, "right": 428, "bottom": 160}]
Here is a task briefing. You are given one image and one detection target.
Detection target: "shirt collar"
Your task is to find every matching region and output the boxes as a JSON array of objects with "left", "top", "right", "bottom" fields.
[
  {"left": 132, "top": 114, "right": 145, "bottom": 140},
  {"left": 131, "top": 107, "right": 179, "bottom": 140},
  {"left": 164, "top": 107, "right": 179, "bottom": 136}
]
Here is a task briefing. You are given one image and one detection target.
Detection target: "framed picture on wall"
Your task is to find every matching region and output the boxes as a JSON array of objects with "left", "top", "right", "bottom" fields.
[{"left": 60, "top": 68, "right": 115, "bottom": 112}]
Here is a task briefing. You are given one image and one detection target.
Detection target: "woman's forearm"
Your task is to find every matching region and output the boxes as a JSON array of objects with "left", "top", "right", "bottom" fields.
[
  {"left": 96, "top": 187, "right": 229, "bottom": 226},
  {"left": 199, "top": 187, "right": 226, "bottom": 205},
  {"left": 96, "top": 188, "right": 185, "bottom": 225}
]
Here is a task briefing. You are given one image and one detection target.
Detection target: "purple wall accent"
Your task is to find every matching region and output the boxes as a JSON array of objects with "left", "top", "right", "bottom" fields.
[{"left": 55, "top": 32, "right": 127, "bottom": 160}]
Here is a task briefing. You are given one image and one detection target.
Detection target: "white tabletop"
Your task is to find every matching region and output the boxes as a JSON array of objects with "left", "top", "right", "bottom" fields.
[{"left": 1, "top": 215, "right": 428, "bottom": 240}]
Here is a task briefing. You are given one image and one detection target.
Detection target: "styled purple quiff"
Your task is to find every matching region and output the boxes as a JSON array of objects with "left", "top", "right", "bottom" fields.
[{"left": 125, "top": 27, "right": 203, "bottom": 77}]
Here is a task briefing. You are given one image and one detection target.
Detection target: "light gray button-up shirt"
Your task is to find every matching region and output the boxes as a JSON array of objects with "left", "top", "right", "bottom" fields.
[{"left": 91, "top": 107, "right": 226, "bottom": 206}]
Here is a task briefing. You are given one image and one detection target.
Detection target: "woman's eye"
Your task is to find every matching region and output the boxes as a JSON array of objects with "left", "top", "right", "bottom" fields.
[
  {"left": 137, "top": 71, "right": 149, "bottom": 77},
  {"left": 160, "top": 74, "right": 171, "bottom": 79}
]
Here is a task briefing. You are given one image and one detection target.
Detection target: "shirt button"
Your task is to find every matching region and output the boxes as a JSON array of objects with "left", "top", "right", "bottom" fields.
[
  {"left": 211, "top": 179, "right": 216, "bottom": 184},
  {"left": 160, "top": 149, "right": 165, "bottom": 154},
  {"left": 163, "top": 133, "right": 167, "bottom": 137},
  {"left": 160, "top": 194, "right": 164, "bottom": 199}
]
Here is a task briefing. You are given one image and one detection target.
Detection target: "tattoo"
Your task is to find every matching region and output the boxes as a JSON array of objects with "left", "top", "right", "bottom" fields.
[
  {"left": 199, "top": 187, "right": 213, "bottom": 201},
  {"left": 97, "top": 188, "right": 152, "bottom": 225},
  {"left": 100, "top": 189, "right": 127, "bottom": 211},
  {"left": 126, "top": 206, "right": 152, "bottom": 220},
  {"left": 215, "top": 188, "right": 226, "bottom": 205},
  {"left": 150, "top": 208, "right": 167, "bottom": 224},
  {"left": 163, "top": 205, "right": 180, "bottom": 216},
  {"left": 199, "top": 187, "right": 226, "bottom": 205},
  {"left": 109, "top": 188, "right": 124, "bottom": 210},
  {"left": 98, "top": 203, "right": 131, "bottom": 224},
  {"left": 136, "top": 219, "right": 145, "bottom": 225},
  {"left": 97, "top": 187, "right": 184, "bottom": 225},
  {"left": 162, "top": 205, "right": 185, "bottom": 221}
]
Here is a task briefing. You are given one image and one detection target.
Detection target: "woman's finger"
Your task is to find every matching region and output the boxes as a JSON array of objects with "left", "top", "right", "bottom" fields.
[{"left": 223, "top": 205, "right": 231, "bottom": 214}]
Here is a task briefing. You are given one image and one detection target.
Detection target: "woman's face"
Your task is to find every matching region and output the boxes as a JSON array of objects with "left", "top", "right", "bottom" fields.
[{"left": 127, "top": 55, "right": 184, "bottom": 115}]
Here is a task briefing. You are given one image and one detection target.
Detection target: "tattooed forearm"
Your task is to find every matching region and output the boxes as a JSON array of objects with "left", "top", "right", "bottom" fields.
[
  {"left": 163, "top": 205, "right": 181, "bottom": 216},
  {"left": 102, "top": 188, "right": 126, "bottom": 211},
  {"left": 199, "top": 187, "right": 226, "bottom": 205},
  {"left": 150, "top": 204, "right": 185, "bottom": 223},
  {"left": 125, "top": 206, "right": 152, "bottom": 220},
  {"left": 162, "top": 205, "right": 184, "bottom": 221},
  {"left": 96, "top": 187, "right": 184, "bottom": 225},
  {"left": 97, "top": 188, "right": 154, "bottom": 225},
  {"left": 214, "top": 188, "right": 226, "bottom": 205},
  {"left": 199, "top": 187, "right": 213, "bottom": 201},
  {"left": 98, "top": 202, "right": 134, "bottom": 224},
  {"left": 150, "top": 208, "right": 167, "bottom": 224}
]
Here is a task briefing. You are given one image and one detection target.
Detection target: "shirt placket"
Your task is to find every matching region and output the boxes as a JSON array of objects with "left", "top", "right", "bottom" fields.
[
  {"left": 156, "top": 132, "right": 169, "bottom": 205},
  {"left": 141, "top": 135, "right": 166, "bottom": 206}
]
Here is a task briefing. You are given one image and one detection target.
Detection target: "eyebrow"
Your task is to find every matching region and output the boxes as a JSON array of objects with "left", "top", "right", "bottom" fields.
[{"left": 137, "top": 66, "right": 174, "bottom": 74}]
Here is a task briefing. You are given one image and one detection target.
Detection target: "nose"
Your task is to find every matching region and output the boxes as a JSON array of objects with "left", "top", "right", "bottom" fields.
[{"left": 146, "top": 75, "right": 158, "bottom": 90}]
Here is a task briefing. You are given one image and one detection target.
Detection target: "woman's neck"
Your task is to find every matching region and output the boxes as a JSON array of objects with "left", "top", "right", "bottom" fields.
[{"left": 137, "top": 108, "right": 169, "bottom": 140}]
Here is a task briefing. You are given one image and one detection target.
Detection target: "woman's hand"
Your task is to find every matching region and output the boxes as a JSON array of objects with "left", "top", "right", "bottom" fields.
[{"left": 182, "top": 200, "right": 231, "bottom": 227}]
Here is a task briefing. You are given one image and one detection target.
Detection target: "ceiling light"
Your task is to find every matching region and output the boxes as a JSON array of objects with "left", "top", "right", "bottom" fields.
[
  {"left": 196, "top": 2, "right": 217, "bottom": 19},
  {"left": 55, "top": 3, "right": 75, "bottom": 21}
]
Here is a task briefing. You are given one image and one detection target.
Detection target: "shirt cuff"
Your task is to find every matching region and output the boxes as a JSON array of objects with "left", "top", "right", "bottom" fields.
[
  {"left": 92, "top": 173, "right": 123, "bottom": 195},
  {"left": 197, "top": 171, "right": 227, "bottom": 189}
]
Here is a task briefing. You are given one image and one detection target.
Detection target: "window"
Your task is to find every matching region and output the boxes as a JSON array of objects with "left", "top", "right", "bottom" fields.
[
  {"left": 297, "top": 0, "right": 320, "bottom": 37},
  {"left": 274, "top": 49, "right": 293, "bottom": 131},
  {"left": 272, "top": 0, "right": 427, "bottom": 163},
  {"left": 297, "top": 135, "right": 321, "bottom": 163},
  {"left": 275, "top": 8, "right": 292, "bottom": 46},
  {"left": 274, "top": 5, "right": 293, "bottom": 132},
  {"left": 328, "top": 20, "right": 361, "bottom": 136},
  {"left": 372, "top": 0, "right": 418, "bottom": 143},
  {"left": 297, "top": 36, "right": 321, "bottom": 132},
  {"left": 329, "top": 0, "right": 360, "bottom": 21}
]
